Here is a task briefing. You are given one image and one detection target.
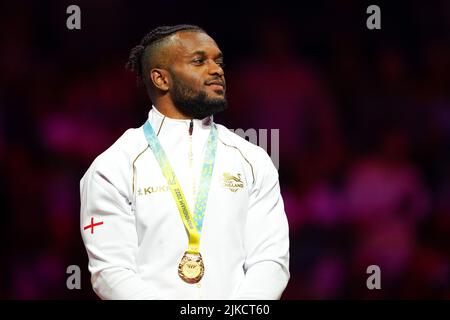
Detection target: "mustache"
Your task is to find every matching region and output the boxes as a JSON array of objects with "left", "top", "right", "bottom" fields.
[{"left": 204, "top": 77, "right": 226, "bottom": 87}]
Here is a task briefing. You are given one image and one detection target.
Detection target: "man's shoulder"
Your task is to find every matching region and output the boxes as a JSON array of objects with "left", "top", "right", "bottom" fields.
[
  {"left": 216, "top": 123, "right": 272, "bottom": 168},
  {"left": 84, "top": 126, "right": 147, "bottom": 177},
  {"left": 217, "top": 123, "right": 258, "bottom": 150}
]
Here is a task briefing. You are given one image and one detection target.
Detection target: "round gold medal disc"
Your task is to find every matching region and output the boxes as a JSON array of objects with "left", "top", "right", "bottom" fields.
[{"left": 178, "top": 252, "right": 204, "bottom": 284}]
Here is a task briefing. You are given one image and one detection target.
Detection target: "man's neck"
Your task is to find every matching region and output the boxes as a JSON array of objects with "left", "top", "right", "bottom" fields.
[{"left": 153, "top": 101, "right": 191, "bottom": 120}]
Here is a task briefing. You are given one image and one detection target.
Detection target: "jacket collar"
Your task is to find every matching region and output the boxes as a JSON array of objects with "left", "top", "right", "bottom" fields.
[{"left": 147, "top": 105, "right": 214, "bottom": 137}]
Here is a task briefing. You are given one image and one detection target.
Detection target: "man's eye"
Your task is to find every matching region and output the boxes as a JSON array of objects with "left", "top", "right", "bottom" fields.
[
  {"left": 192, "top": 59, "right": 204, "bottom": 64},
  {"left": 216, "top": 61, "right": 225, "bottom": 68}
]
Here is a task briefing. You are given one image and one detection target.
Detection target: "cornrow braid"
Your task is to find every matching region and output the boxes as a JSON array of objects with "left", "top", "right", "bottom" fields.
[{"left": 126, "top": 24, "right": 205, "bottom": 87}]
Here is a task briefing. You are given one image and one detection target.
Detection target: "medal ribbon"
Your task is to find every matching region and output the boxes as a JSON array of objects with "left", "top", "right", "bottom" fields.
[{"left": 143, "top": 120, "right": 217, "bottom": 254}]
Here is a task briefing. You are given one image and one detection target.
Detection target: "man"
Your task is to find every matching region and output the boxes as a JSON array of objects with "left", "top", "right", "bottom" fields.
[{"left": 80, "top": 24, "right": 289, "bottom": 300}]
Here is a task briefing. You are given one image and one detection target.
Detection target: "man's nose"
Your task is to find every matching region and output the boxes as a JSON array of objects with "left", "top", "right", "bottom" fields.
[{"left": 208, "top": 61, "right": 224, "bottom": 77}]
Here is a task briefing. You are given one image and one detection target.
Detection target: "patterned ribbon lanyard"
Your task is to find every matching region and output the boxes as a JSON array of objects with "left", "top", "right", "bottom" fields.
[{"left": 143, "top": 120, "right": 218, "bottom": 254}]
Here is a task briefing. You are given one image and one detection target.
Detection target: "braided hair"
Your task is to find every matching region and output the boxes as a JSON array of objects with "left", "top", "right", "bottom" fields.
[{"left": 126, "top": 24, "right": 205, "bottom": 95}]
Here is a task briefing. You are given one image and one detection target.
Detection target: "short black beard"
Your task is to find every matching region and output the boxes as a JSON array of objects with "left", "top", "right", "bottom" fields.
[{"left": 169, "top": 71, "right": 228, "bottom": 119}]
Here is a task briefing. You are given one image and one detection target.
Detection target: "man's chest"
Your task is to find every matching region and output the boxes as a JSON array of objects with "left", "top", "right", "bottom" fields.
[{"left": 132, "top": 145, "right": 253, "bottom": 232}]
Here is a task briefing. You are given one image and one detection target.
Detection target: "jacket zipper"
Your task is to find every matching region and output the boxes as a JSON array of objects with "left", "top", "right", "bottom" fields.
[
  {"left": 188, "top": 120, "right": 196, "bottom": 204},
  {"left": 189, "top": 120, "right": 202, "bottom": 292}
]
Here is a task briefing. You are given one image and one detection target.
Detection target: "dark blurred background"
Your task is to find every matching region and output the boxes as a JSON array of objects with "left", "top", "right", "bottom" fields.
[{"left": 0, "top": 0, "right": 449, "bottom": 299}]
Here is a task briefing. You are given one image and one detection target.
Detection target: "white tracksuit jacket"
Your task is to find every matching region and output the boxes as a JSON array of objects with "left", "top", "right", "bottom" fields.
[{"left": 80, "top": 107, "right": 290, "bottom": 299}]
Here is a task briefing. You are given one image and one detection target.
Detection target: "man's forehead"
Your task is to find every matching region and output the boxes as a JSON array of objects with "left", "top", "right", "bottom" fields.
[{"left": 168, "top": 31, "right": 221, "bottom": 55}]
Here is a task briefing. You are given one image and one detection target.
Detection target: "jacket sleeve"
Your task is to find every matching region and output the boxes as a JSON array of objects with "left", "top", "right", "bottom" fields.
[
  {"left": 80, "top": 157, "right": 159, "bottom": 300},
  {"left": 234, "top": 150, "right": 290, "bottom": 299}
]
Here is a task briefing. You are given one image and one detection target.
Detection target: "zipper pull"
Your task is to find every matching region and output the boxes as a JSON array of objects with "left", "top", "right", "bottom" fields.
[{"left": 189, "top": 119, "right": 193, "bottom": 136}]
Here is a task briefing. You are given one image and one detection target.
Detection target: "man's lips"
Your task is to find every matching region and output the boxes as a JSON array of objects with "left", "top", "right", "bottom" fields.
[{"left": 205, "top": 81, "right": 225, "bottom": 90}]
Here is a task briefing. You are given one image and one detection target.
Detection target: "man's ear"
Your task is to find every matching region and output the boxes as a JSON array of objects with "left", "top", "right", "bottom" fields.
[{"left": 150, "top": 68, "right": 170, "bottom": 92}]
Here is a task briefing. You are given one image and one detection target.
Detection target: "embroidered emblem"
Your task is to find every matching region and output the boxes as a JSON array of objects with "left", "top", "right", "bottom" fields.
[
  {"left": 83, "top": 217, "right": 104, "bottom": 234},
  {"left": 222, "top": 172, "right": 244, "bottom": 192}
]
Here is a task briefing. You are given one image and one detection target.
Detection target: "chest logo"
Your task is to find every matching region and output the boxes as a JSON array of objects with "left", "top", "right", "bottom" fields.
[
  {"left": 137, "top": 185, "right": 169, "bottom": 196},
  {"left": 222, "top": 172, "right": 244, "bottom": 192}
]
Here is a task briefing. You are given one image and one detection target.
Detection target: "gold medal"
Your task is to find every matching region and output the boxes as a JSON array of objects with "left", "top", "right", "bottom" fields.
[{"left": 178, "top": 251, "right": 204, "bottom": 284}]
